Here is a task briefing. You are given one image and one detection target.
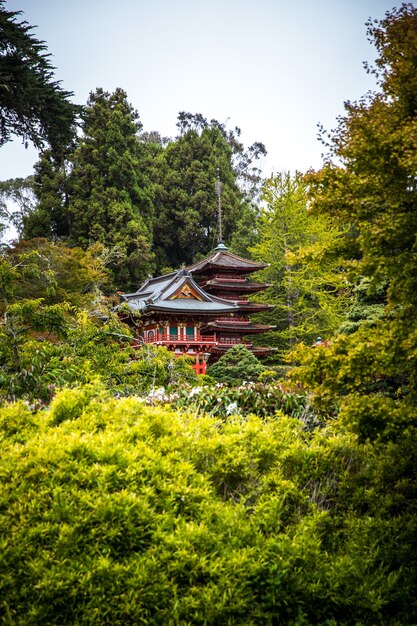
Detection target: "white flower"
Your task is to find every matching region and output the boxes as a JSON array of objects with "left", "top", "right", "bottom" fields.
[
  {"left": 145, "top": 387, "right": 167, "bottom": 405},
  {"left": 226, "top": 401, "right": 238, "bottom": 415},
  {"left": 189, "top": 386, "right": 202, "bottom": 398}
]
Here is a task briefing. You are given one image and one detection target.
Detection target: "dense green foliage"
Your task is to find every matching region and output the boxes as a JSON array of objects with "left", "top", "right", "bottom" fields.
[
  {"left": 0, "top": 1, "right": 79, "bottom": 152},
  {"left": 0, "top": 306, "right": 197, "bottom": 405},
  {"left": 208, "top": 344, "right": 266, "bottom": 385},
  {"left": 250, "top": 172, "right": 348, "bottom": 358},
  {"left": 22, "top": 150, "right": 71, "bottom": 239},
  {"left": 152, "top": 113, "right": 264, "bottom": 270},
  {"left": 3, "top": 238, "right": 108, "bottom": 307},
  {"left": 293, "top": 3, "right": 417, "bottom": 441},
  {"left": 0, "top": 385, "right": 416, "bottom": 624},
  {"left": 20, "top": 104, "right": 265, "bottom": 287},
  {"left": 0, "top": 241, "right": 196, "bottom": 404},
  {"left": 338, "top": 276, "right": 387, "bottom": 335},
  {"left": 67, "top": 88, "right": 155, "bottom": 291}
]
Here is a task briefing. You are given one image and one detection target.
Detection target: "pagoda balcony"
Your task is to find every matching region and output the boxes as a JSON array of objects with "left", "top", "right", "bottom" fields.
[
  {"left": 142, "top": 333, "right": 216, "bottom": 345},
  {"left": 216, "top": 338, "right": 253, "bottom": 347},
  {"left": 215, "top": 316, "right": 251, "bottom": 324}
]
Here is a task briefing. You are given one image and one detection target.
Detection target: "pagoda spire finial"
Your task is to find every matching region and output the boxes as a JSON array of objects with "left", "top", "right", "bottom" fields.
[{"left": 215, "top": 168, "right": 228, "bottom": 251}]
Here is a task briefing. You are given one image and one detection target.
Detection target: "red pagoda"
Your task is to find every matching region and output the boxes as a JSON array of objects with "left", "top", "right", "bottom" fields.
[
  {"left": 186, "top": 243, "right": 274, "bottom": 360},
  {"left": 120, "top": 242, "right": 274, "bottom": 374}
]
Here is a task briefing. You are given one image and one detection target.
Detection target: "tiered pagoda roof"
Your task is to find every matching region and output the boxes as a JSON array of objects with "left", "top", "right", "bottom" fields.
[
  {"left": 186, "top": 244, "right": 268, "bottom": 275},
  {"left": 120, "top": 268, "right": 237, "bottom": 317},
  {"left": 186, "top": 244, "right": 273, "bottom": 314}
]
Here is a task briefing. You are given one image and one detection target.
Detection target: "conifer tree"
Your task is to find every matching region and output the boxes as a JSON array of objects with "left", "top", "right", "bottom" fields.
[
  {"left": 22, "top": 150, "right": 70, "bottom": 239},
  {"left": 0, "top": 1, "right": 79, "bottom": 153},
  {"left": 152, "top": 113, "right": 265, "bottom": 270},
  {"left": 67, "top": 88, "right": 154, "bottom": 291}
]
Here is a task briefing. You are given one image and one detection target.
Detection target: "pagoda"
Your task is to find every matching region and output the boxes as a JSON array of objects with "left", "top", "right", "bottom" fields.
[
  {"left": 186, "top": 243, "right": 274, "bottom": 359},
  {"left": 119, "top": 243, "right": 274, "bottom": 374}
]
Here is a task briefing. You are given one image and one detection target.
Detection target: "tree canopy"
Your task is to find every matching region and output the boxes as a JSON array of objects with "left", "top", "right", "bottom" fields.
[
  {"left": 250, "top": 171, "right": 348, "bottom": 358},
  {"left": 293, "top": 3, "right": 417, "bottom": 440},
  {"left": 0, "top": 1, "right": 79, "bottom": 153},
  {"left": 67, "top": 88, "right": 155, "bottom": 291},
  {"left": 208, "top": 344, "right": 266, "bottom": 385},
  {"left": 152, "top": 113, "right": 265, "bottom": 271}
]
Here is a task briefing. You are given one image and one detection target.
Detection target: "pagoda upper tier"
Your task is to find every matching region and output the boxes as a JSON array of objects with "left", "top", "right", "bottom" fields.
[
  {"left": 186, "top": 244, "right": 273, "bottom": 313},
  {"left": 186, "top": 243, "right": 268, "bottom": 275}
]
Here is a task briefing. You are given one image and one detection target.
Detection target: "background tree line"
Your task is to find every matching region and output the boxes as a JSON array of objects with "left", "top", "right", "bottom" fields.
[{"left": 1, "top": 87, "right": 267, "bottom": 290}]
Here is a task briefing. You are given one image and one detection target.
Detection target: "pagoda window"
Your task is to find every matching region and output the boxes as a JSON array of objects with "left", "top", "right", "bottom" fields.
[
  {"left": 186, "top": 326, "right": 194, "bottom": 338},
  {"left": 170, "top": 325, "right": 177, "bottom": 339}
]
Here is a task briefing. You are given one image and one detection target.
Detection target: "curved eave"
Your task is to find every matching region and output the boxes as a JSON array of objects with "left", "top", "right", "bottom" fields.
[
  {"left": 191, "top": 263, "right": 267, "bottom": 276},
  {"left": 204, "top": 282, "right": 269, "bottom": 292},
  {"left": 236, "top": 303, "right": 274, "bottom": 313},
  {"left": 187, "top": 250, "right": 268, "bottom": 275}
]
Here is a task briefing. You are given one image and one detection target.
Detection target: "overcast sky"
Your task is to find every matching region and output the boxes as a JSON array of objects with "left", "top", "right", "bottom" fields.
[{"left": 1, "top": 0, "right": 396, "bottom": 181}]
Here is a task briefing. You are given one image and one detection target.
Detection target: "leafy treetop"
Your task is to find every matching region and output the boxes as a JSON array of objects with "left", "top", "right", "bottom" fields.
[{"left": 0, "top": 1, "right": 79, "bottom": 153}]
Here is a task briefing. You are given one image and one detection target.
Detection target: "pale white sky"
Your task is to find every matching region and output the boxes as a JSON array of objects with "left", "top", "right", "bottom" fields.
[{"left": 1, "top": 0, "right": 395, "bottom": 181}]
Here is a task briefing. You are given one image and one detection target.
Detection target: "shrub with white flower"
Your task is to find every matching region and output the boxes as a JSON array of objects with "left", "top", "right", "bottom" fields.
[
  {"left": 172, "top": 381, "right": 314, "bottom": 422},
  {"left": 189, "top": 386, "right": 203, "bottom": 399},
  {"left": 145, "top": 387, "right": 169, "bottom": 405},
  {"left": 225, "top": 401, "right": 239, "bottom": 416}
]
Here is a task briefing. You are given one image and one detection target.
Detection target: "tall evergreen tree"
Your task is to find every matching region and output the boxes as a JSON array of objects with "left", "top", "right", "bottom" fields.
[
  {"left": 0, "top": 1, "right": 79, "bottom": 153},
  {"left": 22, "top": 150, "right": 70, "bottom": 239},
  {"left": 68, "top": 88, "right": 154, "bottom": 291},
  {"left": 152, "top": 113, "right": 266, "bottom": 270}
]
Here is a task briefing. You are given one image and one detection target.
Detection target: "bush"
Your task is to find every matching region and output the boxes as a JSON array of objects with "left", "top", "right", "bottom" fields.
[
  {"left": 208, "top": 344, "right": 266, "bottom": 385},
  {"left": 0, "top": 386, "right": 415, "bottom": 624},
  {"left": 172, "top": 382, "right": 312, "bottom": 421}
]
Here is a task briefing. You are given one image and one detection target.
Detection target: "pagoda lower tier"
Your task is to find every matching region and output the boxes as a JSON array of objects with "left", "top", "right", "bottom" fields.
[{"left": 118, "top": 244, "right": 274, "bottom": 374}]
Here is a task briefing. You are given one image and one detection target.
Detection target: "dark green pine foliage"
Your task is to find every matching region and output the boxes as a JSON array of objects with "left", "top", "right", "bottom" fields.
[
  {"left": 23, "top": 150, "right": 70, "bottom": 239},
  {"left": 228, "top": 201, "right": 259, "bottom": 258},
  {"left": 208, "top": 344, "right": 266, "bottom": 386},
  {"left": 152, "top": 114, "right": 247, "bottom": 271},
  {"left": 0, "top": 2, "right": 79, "bottom": 153},
  {"left": 68, "top": 88, "right": 154, "bottom": 291}
]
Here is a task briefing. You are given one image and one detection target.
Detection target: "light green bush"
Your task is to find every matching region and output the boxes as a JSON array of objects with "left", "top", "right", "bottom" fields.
[{"left": 0, "top": 385, "right": 415, "bottom": 624}]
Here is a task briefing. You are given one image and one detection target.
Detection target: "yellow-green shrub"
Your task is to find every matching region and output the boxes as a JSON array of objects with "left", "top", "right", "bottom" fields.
[{"left": 0, "top": 385, "right": 415, "bottom": 625}]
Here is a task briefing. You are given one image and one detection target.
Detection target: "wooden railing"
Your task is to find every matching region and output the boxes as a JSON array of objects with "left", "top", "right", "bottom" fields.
[
  {"left": 143, "top": 334, "right": 216, "bottom": 344},
  {"left": 215, "top": 317, "right": 250, "bottom": 323},
  {"left": 216, "top": 338, "right": 252, "bottom": 346}
]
